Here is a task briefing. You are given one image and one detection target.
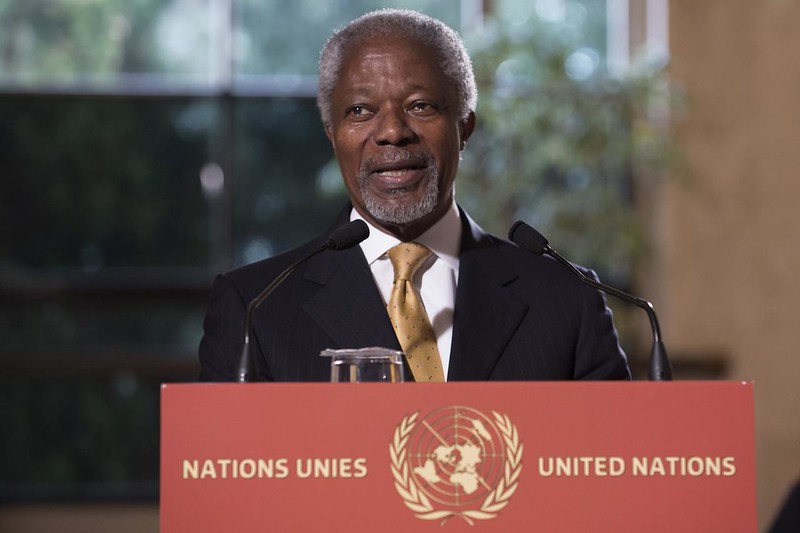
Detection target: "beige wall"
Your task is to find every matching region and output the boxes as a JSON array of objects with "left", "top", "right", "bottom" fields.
[{"left": 663, "top": 0, "right": 800, "bottom": 528}]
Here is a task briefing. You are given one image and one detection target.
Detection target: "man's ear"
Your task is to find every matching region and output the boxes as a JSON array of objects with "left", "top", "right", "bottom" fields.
[
  {"left": 459, "top": 111, "right": 476, "bottom": 150},
  {"left": 324, "top": 124, "right": 340, "bottom": 158}
]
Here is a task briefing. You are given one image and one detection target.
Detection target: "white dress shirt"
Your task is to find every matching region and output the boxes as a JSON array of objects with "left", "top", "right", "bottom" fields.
[{"left": 351, "top": 203, "right": 461, "bottom": 380}]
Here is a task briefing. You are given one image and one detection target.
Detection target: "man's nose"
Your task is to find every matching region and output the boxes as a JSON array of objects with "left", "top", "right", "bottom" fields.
[{"left": 373, "top": 109, "right": 415, "bottom": 146}]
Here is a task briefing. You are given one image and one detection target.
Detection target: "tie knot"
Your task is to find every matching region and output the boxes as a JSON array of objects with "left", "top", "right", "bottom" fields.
[{"left": 388, "top": 242, "right": 432, "bottom": 281}]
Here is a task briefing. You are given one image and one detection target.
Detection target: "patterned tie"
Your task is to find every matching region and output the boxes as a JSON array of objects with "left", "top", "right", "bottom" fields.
[{"left": 386, "top": 242, "right": 445, "bottom": 382}]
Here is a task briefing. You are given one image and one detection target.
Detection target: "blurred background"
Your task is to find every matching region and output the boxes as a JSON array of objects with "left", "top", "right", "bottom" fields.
[{"left": 0, "top": 0, "right": 797, "bottom": 531}]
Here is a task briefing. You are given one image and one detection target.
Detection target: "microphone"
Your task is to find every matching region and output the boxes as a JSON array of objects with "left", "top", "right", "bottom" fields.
[
  {"left": 237, "top": 220, "right": 370, "bottom": 382},
  {"left": 508, "top": 221, "right": 673, "bottom": 381}
]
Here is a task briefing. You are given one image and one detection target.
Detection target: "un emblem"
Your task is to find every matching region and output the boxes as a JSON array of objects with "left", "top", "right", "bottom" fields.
[{"left": 390, "top": 406, "right": 523, "bottom": 525}]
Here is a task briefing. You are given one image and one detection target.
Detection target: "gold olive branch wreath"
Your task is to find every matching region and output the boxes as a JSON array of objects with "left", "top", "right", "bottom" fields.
[{"left": 390, "top": 410, "right": 523, "bottom": 526}]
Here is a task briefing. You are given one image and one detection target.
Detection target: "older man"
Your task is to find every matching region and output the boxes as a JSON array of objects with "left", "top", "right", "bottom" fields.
[{"left": 199, "top": 9, "right": 630, "bottom": 382}]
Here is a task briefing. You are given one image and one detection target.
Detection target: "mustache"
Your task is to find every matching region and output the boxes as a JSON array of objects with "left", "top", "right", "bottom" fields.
[{"left": 359, "top": 150, "right": 433, "bottom": 174}]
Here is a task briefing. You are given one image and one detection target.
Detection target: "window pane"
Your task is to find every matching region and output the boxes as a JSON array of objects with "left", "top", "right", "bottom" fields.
[
  {"left": 0, "top": 0, "right": 220, "bottom": 87},
  {"left": 494, "top": 0, "right": 607, "bottom": 59},
  {"left": 0, "top": 95, "right": 214, "bottom": 355},
  {"left": 231, "top": 97, "right": 347, "bottom": 265},
  {"left": 0, "top": 97, "right": 213, "bottom": 271}
]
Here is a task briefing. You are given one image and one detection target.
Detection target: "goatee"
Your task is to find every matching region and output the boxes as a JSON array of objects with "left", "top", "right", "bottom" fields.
[{"left": 357, "top": 154, "right": 439, "bottom": 225}]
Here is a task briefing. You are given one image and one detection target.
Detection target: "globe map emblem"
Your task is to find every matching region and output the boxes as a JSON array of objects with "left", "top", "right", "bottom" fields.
[{"left": 407, "top": 406, "right": 507, "bottom": 508}]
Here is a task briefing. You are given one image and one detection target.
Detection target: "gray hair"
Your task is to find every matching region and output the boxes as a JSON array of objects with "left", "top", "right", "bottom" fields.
[{"left": 317, "top": 8, "right": 477, "bottom": 128}]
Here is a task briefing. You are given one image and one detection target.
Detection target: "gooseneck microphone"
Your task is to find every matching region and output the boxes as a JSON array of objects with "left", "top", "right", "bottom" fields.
[
  {"left": 237, "top": 220, "right": 370, "bottom": 382},
  {"left": 508, "top": 221, "right": 673, "bottom": 381}
]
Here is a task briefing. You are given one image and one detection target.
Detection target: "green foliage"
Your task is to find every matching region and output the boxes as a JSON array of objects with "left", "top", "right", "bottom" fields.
[
  {"left": 459, "top": 15, "right": 679, "bottom": 276},
  {"left": 0, "top": 0, "right": 167, "bottom": 81}
]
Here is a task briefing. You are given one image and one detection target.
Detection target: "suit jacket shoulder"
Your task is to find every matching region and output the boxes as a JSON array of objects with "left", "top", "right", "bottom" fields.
[{"left": 451, "top": 211, "right": 630, "bottom": 380}]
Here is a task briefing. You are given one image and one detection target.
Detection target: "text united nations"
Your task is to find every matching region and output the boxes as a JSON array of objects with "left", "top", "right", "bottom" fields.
[{"left": 537, "top": 455, "right": 737, "bottom": 477}]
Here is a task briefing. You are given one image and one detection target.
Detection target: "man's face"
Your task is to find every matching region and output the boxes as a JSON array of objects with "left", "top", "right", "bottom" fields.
[{"left": 325, "top": 36, "right": 475, "bottom": 239}]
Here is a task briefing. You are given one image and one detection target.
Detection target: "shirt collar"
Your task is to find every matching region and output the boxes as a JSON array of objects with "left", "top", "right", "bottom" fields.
[{"left": 350, "top": 201, "right": 462, "bottom": 271}]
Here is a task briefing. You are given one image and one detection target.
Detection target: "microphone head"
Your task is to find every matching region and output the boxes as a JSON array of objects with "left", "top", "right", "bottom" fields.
[
  {"left": 508, "top": 221, "right": 549, "bottom": 255},
  {"left": 324, "top": 220, "right": 370, "bottom": 250}
]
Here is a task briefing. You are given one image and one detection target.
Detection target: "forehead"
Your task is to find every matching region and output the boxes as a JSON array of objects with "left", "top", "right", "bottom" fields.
[{"left": 335, "top": 35, "right": 449, "bottom": 92}]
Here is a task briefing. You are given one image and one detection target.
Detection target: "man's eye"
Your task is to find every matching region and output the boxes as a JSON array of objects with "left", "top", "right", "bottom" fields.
[
  {"left": 347, "top": 106, "right": 372, "bottom": 118},
  {"left": 409, "top": 102, "right": 438, "bottom": 115}
]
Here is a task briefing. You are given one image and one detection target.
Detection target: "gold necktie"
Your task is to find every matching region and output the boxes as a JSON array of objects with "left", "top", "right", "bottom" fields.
[{"left": 387, "top": 243, "right": 445, "bottom": 382}]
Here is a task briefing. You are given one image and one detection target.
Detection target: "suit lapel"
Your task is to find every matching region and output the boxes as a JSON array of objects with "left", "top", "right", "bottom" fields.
[
  {"left": 302, "top": 245, "right": 401, "bottom": 352},
  {"left": 448, "top": 215, "right": 529, "bottom": 380}
]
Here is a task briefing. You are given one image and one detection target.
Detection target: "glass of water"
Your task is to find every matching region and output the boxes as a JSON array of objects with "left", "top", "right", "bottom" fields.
[{"left": 321, "top": 347, "right": 404, "bottom": 383}]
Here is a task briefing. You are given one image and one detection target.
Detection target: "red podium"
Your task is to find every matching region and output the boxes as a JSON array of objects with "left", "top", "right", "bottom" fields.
[{"left": 161, "top": 381, "right": 756, "bottom": 532}]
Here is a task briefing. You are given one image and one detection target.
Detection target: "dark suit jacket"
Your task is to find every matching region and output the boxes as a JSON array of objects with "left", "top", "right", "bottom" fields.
[{"left": 199, "top": 206, "right": 630, "bottom": 382}]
